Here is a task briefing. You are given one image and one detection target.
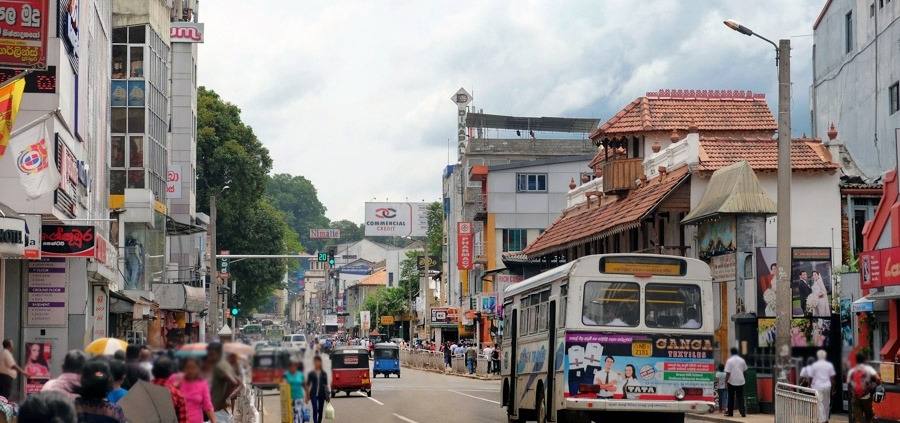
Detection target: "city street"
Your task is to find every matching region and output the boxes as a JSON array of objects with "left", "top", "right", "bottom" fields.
[{"left": 260, "top": 356, "right": 504, "bottom": 423}]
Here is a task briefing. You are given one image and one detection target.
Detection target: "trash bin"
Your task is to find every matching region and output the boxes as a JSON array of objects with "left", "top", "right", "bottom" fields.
[{"left": 744, "top": 369, "right": 760, "bottom": 414}]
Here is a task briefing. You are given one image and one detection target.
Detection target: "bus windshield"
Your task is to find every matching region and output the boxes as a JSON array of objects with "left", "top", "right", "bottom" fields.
[
  {"left": 582, "top": 281, "right": 639, "bottom": 327},
  {"left": 645, "top": 283, "right": 702, "bottom": 329}
]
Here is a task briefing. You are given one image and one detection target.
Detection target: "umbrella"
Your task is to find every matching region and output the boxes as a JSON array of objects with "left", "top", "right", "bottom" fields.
[
  {"left": 84, "top": 338, "right": 128, "bottom": 356},
  {"left": 224, "top": 342, "right": 254, "bottom": 358},
  {"left": 175, "top": 342, "right": 208, "bottom": 358},
  {"left": 119, "top": 380, "right": 177, "bottom": 423}
]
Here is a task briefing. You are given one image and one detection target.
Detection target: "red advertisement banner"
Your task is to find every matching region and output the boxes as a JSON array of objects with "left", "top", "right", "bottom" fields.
[
  {"left": 0, "top": 0, "right": 49, "bottom": 68},
  {"left": 457, "top": 222, "right": 473, "bottom": 270},
  {"left": 861, "top": 246, "right": 900, "bottom": 288}
]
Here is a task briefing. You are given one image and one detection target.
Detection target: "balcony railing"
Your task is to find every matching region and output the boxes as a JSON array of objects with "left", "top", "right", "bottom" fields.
[{"left": 601, "top": 158, "right": 644, "bottom": 193}]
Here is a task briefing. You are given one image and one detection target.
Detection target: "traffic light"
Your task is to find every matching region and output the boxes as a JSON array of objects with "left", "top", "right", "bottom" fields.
[
  {"left": 231, "top": 307, "right": 239, "bottom": 316},
  {"left": 327, "top": 246, "right": 336, "bottom": 266}
]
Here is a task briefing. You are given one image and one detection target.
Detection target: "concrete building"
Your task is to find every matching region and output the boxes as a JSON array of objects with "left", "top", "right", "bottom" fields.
[
  {"left": 0, "top": 0, "right": 118, "bottom": 395},
  {"left": 811, "top": 0, "right": 900, "bottom": 177}
]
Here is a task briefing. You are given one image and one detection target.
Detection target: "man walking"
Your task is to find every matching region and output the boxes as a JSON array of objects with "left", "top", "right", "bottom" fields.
[
  {"left": 465, "top": 344, "right": 476, "bottom": 374},
  {"left": 808, "top": 349, "right": 836, "bottom": 423},
  {"left": 724, "top": 347, "right": 748, "bottom": 417},
  {"left": 208, "top": 342, "right": 240, "bottom": 423},
  {"left": 0, "top": 339, "right": 27, "bottom": 399},
  {"left": 847, "top": 352, "right": 881, "bottom": 423},
  {"left": 443, "top": 342, "right": 452, "bottom": 369}
]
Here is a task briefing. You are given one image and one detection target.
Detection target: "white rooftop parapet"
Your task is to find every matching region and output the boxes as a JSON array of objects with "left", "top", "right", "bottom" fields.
[
  {"left": 567, "top": 176, "right": 603, "bottom": 208},
  {"left": 644, "top": 132, "right": 700, "bottom": 179}
]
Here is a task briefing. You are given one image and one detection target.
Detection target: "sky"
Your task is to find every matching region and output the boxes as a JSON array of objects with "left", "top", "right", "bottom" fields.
[{"left": 198, "top": 0, "right": 823, "bottom": 222}]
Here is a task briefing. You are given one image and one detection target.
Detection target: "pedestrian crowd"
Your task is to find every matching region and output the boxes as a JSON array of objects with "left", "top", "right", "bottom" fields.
[{"left": 0, "top": 339, "right": 248, "bottom": 423}]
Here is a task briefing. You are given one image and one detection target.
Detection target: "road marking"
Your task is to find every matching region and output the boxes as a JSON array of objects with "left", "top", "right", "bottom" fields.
[
  {"left": 449, "top": 389, "right": 502, "bottom": 405},
  {"left": 393, "top": 413, "right": 419, "bottom": 423},
  {"left": 367, "top": 396, "right": 385, "bottom": 405}
]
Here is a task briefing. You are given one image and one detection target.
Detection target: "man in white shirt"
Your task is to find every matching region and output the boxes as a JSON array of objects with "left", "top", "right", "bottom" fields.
[
  {"left": 724, "top": 347, "right": 748, "bottom": 417},
  {"left": 680, "top": 308, "right": 701, "bottom": 329},
  {"left": 592, "top": 356, "right": 621, "bottom": 398},
  {"left": 808, "top": 349, "right": 836, "bottom": 423}
]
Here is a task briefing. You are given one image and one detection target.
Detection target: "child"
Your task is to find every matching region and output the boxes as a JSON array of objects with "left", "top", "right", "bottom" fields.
[{"left": 715, "top": 364, "right": 727, "bottom": 412}]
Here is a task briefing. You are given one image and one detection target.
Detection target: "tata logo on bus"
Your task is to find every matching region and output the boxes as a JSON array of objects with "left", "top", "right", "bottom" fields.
[
  {"left": 170, "top": 23, "right": 204, "bottom": 43},
  {"left": 625, "top": 385, "right": 657, "bottom": 394},
  {"left": 655, "top": 337, "right": 713, "bottom": 358}
]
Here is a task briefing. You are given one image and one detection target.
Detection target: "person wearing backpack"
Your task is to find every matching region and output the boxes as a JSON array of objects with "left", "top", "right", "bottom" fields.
[{"left": 847, "top": 352, "right": 882, "bottom": 423}]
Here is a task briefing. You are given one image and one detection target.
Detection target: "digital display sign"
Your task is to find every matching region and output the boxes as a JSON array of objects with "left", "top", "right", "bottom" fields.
[
  {"left": 600, "top": 256, "right": 686, "bottom": 276},
  {"left": 0, "top": 67, "right": 56, "bottom": 93}
]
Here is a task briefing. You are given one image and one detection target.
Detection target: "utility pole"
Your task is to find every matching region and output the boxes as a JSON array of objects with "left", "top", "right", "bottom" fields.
[
  {"left": 208, "top": 193, "right": 219, "bottom": 341},
  {"left": 774, "top": 38, "right": 793, "bottom": 382},
  {"left": 424, "top": 252, "right": 431, "bottom": 341}
]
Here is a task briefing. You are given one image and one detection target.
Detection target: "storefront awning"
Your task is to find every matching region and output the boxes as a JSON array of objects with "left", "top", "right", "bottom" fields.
[
  {"left": 152, "top": 283, "right": 206, "bottom": 312},
  {"left": 682, "top": 161, "right": 776, "bottom": 224},
  {"left": 166, "top": 215, "right": 206, "bottom": 236},
  {"left": 864, "top": 290, "right": 900, "bottom": 301}
]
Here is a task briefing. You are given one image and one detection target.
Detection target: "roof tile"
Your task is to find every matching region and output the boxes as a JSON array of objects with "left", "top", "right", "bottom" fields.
[
  {"left": 524, "top": 165, "right": 690, "bottom": 257},
  {"left": 697, "top": 137, "right": 839, "bottom": 172},
  {"left": 592, "top": 89, "right": 777, "bottom": 138}
]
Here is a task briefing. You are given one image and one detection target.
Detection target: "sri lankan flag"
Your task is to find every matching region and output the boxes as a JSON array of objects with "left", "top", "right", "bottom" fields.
[{"left": 0, "top": 78, "right": 25, "bottom": 157}]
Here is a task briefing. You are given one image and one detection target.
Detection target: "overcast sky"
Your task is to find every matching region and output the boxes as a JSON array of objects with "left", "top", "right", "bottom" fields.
[{"left": 198, "top": 0, "right": 822, "bottom": 222}]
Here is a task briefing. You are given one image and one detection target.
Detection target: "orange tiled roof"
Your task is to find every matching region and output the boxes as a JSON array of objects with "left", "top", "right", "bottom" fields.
[
  {"left": 591, "top": 89, "right": 777, "bottom": 138},
  {"left": 359, "top": 269, "right": 387, "bottom": 286},
  {"left": 523, "top": 165, "right": 690, "bottom": 257},
  {"left": 697, "top": 137, "right": 839, "bottom": 172}
]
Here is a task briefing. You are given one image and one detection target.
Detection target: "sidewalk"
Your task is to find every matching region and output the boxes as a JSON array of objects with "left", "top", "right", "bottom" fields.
[
  {"left": 401, "top": 363, "right": 501, "bottom": 381},
  {"left": 687, "top": 412, "right": 849, "bottom": 423}
]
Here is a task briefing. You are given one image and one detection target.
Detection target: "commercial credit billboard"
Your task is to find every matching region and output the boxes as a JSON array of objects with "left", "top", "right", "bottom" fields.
[{"left": 364, "top": 202, "right": 428, "bottom": 237}]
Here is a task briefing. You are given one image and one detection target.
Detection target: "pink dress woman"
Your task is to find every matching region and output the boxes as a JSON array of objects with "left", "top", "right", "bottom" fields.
[{"left": 177, "top": 377, "right": 213, "bottom": 423}]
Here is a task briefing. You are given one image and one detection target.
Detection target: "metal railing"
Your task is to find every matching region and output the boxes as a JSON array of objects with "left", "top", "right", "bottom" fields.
[
  {"left": 400, "top": 349, "right": 498, "bottom": 377},
  {"left": 774, "top": 382, "right": 819, "bottom": 423}
]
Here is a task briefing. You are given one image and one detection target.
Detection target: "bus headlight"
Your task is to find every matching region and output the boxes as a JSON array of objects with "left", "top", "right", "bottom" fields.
[{"left": 674, "top": 388, "right": 686, "bottom": 401}]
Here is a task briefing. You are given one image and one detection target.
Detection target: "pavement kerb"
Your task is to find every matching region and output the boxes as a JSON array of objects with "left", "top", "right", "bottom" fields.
[{"left": 401, "top": 364, "right": 501, "bottom": 381}]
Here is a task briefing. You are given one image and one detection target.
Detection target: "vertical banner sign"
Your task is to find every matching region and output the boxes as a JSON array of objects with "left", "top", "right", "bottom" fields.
[
  {"left": 0, "top": 0, "right": 49, "bottom": 69},
  {"left": 219, "top": 250, "right": 229, "bottom": 277},
  {"left": 26, "top": 258, "right": 67, "bottom": 327},
  {"left": 22, "top": 214, "right": 40, "bottom": 258},
  {"left": 451, "top": 87, "right": 472, "bottom": 156},
  {"left": 91, "top": 285, "right": 107, "bottom": 339},
  {"left": 360, "top": 310, "right": 371, "bottom": 334},
  {"left": 457, "top": 222, "right": 474, "bottom": 270},
  {"left": 166, "top": 164, "right": 182, "bottom": 199}
]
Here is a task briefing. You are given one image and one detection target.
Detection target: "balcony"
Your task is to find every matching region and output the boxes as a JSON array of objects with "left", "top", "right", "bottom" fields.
[
  {"left": 601, "top": 158, "right": 644, "bottom": 193},
  {"left": 464, "top": 191, "right": 487, "bottom": 221}
]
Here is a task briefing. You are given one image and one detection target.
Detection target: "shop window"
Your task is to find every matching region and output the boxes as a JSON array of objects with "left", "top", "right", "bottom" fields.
[
  {"left": 111, "top": 108, "right": 127, "bottom": 133},
  {"left": 129, "top": 46, "right": 144, "bottom": 78},
  {"left": 110, "top": 136, "right": 125, "bottom": 167},
  {"left": 127, "top": 169, "right": 144, "bottom": 188},
  {"left": 129, "top": 136, "right": 143, "bottom": 167},
  {"left": 128, "top": 108, "right": 144, "bottom": 133},
  {"left": 110, "top": 170, "right": 125, "bottom": 195},
  {"left": 112, "top": 45, "right": 127, "bottom": 79}
]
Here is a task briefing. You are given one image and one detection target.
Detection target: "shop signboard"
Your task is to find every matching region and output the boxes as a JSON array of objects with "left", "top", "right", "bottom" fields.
[
  {"left": 22, "top": 214, "right": 40, "bottom": 259},
  {"left": 170, "top": 22, "right": 204, "bottom": 43},
  {"left": 563, "top": 332, "right": 714, "bottom": 400},
  {"left": 0, "top": 216, "right": 25, "bottom": 257},
  {"left": 309, "top": 228, "right": 340, "bottom": 239},
  {"left": 26, "top": 258, "right": 67, "bottom": 326},
  {"left": 430, "top": 306, "right": 459, "bottom": 326},
  {"left": 40, "top": 224, "right": 94, "bottom": 257},
  {"left": 416, "top": 255, "right": 439, "bottom": 273},
  {"left": 860, "top": 246, "right": 900, "bottom": 288},
  {"left": 91, "top": 285, "right": 107, "bottom": 339},
  {"left": 480, "top": 294, "right": 497, "bottom": 314},
  {"left": 457, "top": 222, "right": 474, "bottom": 270},
  {"left": 380, "top": 316, "right": 394, "bottom": 325},
  {"left": 364, "top": 202, "right": 428, "bottom": 237},
  {"left": 166, "top": 164, "right": 182, "bottom": 199},
  {"left": 709, "top": 252, "right": 736, "bottom": 283},
  {"left": 0, "top": 0, "right": 50, "bottom": 69}
]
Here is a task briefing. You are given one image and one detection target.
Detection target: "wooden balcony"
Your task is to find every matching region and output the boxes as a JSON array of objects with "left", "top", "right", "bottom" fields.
[{"left": 602, "top": 158, "right": 644, "bottom": 193}]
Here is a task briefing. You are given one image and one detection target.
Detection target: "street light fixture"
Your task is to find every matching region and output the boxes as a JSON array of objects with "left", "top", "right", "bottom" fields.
[{"left": 724, "top": 19, "right": 792, "bottom": 383}]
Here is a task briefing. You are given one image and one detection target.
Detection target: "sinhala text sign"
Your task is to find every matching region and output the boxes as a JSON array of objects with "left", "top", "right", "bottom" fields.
[
  {"left": 364, "top": 202, "right": 428, "bottom": 237},
  {"left": 0, "top": 0, "right": 49, "bottom": 69}
]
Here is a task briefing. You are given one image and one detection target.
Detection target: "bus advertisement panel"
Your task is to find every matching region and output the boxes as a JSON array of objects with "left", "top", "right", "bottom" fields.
[{"left": 564, "top": 332, "right": 714, "bottom": 401}]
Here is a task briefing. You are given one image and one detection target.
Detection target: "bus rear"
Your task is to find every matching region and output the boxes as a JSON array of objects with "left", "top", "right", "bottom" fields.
[{"left": 561, "top": 255, "right": 717, "bottom": 420}]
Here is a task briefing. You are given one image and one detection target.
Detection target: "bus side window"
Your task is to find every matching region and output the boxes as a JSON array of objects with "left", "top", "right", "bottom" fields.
[{"left": 558, "top": 284, "right": 567, "bottom": 328}]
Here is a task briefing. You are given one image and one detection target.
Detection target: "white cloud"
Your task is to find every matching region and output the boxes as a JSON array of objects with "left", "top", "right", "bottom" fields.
[{"left": 198, "top": 0, "right": 822, "bottom": 221}]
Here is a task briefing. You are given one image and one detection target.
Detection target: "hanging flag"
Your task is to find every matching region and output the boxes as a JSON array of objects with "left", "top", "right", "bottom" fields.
[
  {"left": 0, "top": 78, "right": 25, "bottom": 157},
  {"left": 11, "top": 121, "right": 59, "bottom": 198}
]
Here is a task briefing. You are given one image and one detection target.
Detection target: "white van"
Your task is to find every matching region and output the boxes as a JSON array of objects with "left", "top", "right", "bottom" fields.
[{"left": 282, "top": 333, "right": 307, "bottom": 351}]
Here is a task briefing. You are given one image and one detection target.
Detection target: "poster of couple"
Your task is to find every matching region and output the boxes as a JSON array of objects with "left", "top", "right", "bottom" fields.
[{"left": 755, "top": 247, "right": 833, "bottom": 318}]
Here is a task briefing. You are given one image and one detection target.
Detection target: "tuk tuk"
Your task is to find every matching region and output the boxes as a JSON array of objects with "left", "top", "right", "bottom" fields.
[
  {"left": 372, "top": 342, "right": 400, "bottom": 378},
  {"left": 251, "top": 347, "right": 294, "bottom": 389},
  {"left": 330, "top": 347, "right": 371, "bottom": 397}
]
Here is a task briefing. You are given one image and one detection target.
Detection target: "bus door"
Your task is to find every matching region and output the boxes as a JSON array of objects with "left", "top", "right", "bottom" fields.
[
  {"left": 509, "top": 308, "right": 518, "bottom": 416},
  {"left": 546, "top": 300, "right": 556, "bottom": 420}
]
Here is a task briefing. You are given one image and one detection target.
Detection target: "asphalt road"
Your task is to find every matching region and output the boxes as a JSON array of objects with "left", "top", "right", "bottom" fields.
[{"left": 259, "top": 354, "right": 504, "bottom": 423}]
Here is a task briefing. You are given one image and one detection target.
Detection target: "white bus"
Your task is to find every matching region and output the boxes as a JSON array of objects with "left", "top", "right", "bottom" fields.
[{"left": 501, "top": 254, "right": 717, "bottom": 423}]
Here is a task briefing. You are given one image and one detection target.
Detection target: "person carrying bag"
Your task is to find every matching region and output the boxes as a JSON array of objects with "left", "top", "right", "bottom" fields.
[{"left": 305, "top": 356, "right": 330, "bottom": 423}]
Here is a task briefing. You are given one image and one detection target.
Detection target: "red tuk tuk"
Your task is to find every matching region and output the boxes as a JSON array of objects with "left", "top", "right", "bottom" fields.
[
  {"left": 251, "top": 347, "right": 293, "bottom": 389},
  {"left": 330, "top": 347, "right": 371, "bottom": 397}
]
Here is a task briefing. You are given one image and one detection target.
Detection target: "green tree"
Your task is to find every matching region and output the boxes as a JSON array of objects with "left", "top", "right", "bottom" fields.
[
  {"left": 197, "top": 87, "right": 295, "bottom": 314},
  {"left": 363, "top": 287, "right": 408, "bottom": 318},
  {"left": 329, "top": 220, "right": 364, "bottom": 244},
  {"left": 426, "top": 201, "right": 443, "bottom": 262},
  {"left": 266, "top": 173, "right": 330, "bottom": 252}
]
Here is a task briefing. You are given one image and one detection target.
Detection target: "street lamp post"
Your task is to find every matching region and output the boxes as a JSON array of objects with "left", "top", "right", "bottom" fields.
[{"left": 725, "top": 20, "right": 792, "bottom": 382}]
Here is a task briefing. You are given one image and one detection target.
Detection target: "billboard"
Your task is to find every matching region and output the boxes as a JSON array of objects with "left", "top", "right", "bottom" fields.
[
  {"left": 364, "top": 202, "right": 428, "bottom": 237},
  {"left": 170, "top": 22, "right": 204, "bottom": 43},
  {"left": 309, "top": 228, "right": 340, "bottom": 239},
  {"left": 0, "top": 0, "right": 49, "bottom": 69}
]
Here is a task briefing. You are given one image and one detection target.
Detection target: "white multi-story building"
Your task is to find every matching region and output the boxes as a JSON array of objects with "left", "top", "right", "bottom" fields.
[{"left": 811, "top": 0, "right": 900, "bottom": 177}]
